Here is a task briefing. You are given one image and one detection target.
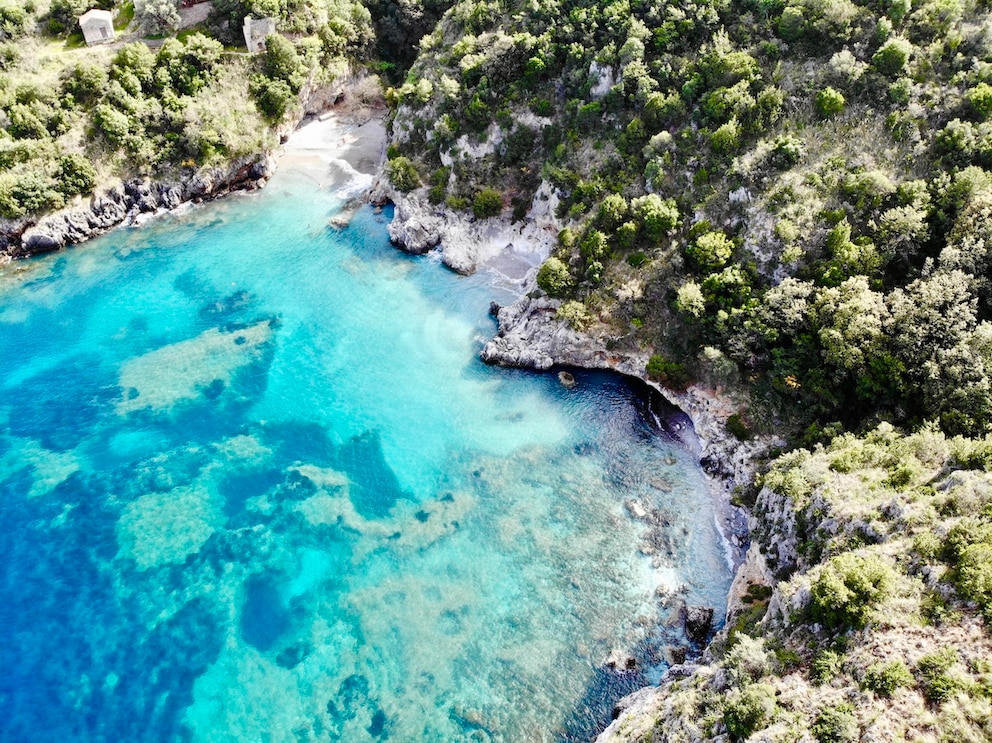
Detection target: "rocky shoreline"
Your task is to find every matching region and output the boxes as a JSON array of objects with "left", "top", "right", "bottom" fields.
[
  {"left": 0, "top": 155, "right": 273, "bottom": 262},
  {"left": 381, "top": 181, "right": 781, "bottom": 741},
  {"left": 0, "top": 72, "right": 384, "bottom": 265},
  {"left": 382, "top": 181, "right": 767, "bottom": 565}
]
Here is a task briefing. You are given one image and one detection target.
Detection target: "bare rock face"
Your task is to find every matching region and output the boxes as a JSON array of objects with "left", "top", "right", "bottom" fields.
[
  {"left": 387, "top": 207, "right": 441, "bottom": 254},
  {"left": 380, "top": 182, "right": 559, "bottom": 277},
  {"left": 481, "top": 295, "right": 611, "bottom": 370}
]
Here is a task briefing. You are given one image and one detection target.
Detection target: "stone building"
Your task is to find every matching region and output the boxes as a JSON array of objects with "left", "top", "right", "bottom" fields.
[
  {"left": 79, "top": 8, "right": 115, "bottom": 45},
  {"left": 242, "top": 16, "right": 276, "bottom": 53}
]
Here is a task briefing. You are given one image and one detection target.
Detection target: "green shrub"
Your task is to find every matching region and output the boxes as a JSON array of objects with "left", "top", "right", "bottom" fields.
[
  {"left": 7, "top": 103, "right": 50, "bottom": 140},
  {"left": 597, "top": 193, "right": 628, "bottom": 231},
  {"left": 871, "top": 38, "right": 912, "bottom": 76},
  {"left": 445, "top": 195, "right": 468, "bottom": 210},
  {"left": 56, "top": 153, "right": 97, "bottom": 198},
  {"left": 429, "top": 166, "right": 449, "bottom": 187},
  {"left": 777, "top": 6, "right": 805, "bottom": 40},
  {"left": 579, "top": 229, "right": 608, "bottom": 261},
  {"left": 137, "top": 0, "right": 180, "bottom": 35},
  {"left": 536, "top": 256, "right": 574, "bottom": 298},
  {"left": 811, "top": 650, "right": 843, "bottom": 684},
  {"left": 47, "top": 0, "right": 88, "bottom": 35},
  {"left": 646, "top": 354, "right": 691, "bottom": 389},
  {"left": 711, "top": 118, "right": 741, "bottom": 153},
  {"left": 0, "top": 40, "right": 19, "bottom": 70},
  {"left": 529, "top": 97, "right": 552, "bottom": 116},
  {"left": 627, "top": 250, "right": 648, "bottom": 268},
  {"left": 723, "top": 684, "right": 777, "bottom": 741},
  {"left": 252, "top": 77, "right": 296, "bottom": 122},
  {"left": 815, "top": 87, "right": 845, "bottom": 117},
  {"left": 687, "top": 230, "right": 734, "bottom": 271},
  {"left": 956, "top": 542, "right": 992, "bottom": 618},
  {"left": 263, "top": 33, "right": 306, "bottom": 92},
  {"left": 111, "top": 43, "right": 156, "bottom": 88},
  {"left": 966, "top": 83, "right": 992, "bottom": 121},
  {"left": 556, "top": 300, "right": 592, "bottom": 330},
  {"left": 917, "top": 647, "right": 962, "bottom": 704},
  {"left": 811, "top": 703, "right": 857, "bottom": 743},
  {"left": 643, "top": 91, "right": 684, "bottom": 127},
  {"left": 675, "top": 280, "right": 706, "bottom": 317},
  {"left": 617, "top": 221, "right": 639, "bottom": 250},
  {"left": 727, "top": 413, "right": 753, "bottom": 441},
  {"left": 861, "top": 660, "right": 913, "bottom": 697},
  {"left": 386, "top": 156, "right": 421, "bottom": 192},
  {"left": 631, "top": 194, "right": 678, "bottom": 241},
  {"left": 942, "top": 517, "right": 992, "bottom": 561},
  {"left": 810, "top": 553, "right": 894, "bottom": 630},
  {"left": 464, "top": 93, "right": 489, "bottom": 132},
  {"left": 0, "top": 171, "right": 64, "bottom": 218},
  {"left": 0, "top": 2, "right": 30, "bottom": 38},
  {"left": 472, "top": 187, "right": 503, "bottom": 218},
  {"left": 724, "top": 635, "right": 772, "bottom": 684},
  {"left": 62, "top": 62, "right": 108, "bottom": 105},
  {"left": 94, "top": 104, "right": 132, "bottom": 146},
  {"left": 771, "top": 135, "right": 804, "bottom": 167}
]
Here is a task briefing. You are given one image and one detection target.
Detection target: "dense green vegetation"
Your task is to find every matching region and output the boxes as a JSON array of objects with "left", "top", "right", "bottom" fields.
[
  {"left": 0, "top": 0, "right": 371, "bottom": 219},
  {"left": 383, "top": 0, "right": 992, "bottom": 443},
  {"left": 605, "top": 425, "right": 992, "bottom": 740},
  {"left": 373, "top": 0, "right": 992, "bottom": 736}
]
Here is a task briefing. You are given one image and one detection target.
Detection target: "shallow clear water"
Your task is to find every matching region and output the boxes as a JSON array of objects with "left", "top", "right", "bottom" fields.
[{"left": 0, "top": 166, "right": 731, "bottom": 742}]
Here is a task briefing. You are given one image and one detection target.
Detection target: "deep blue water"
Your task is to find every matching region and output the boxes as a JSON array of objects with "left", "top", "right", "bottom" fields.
[{"left": 0, "top": 155, "right": 730, "bottom": 742}]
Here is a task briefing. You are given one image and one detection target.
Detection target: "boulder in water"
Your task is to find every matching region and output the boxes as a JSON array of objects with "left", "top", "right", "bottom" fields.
[{"left": 682, "top": 605, "right": 714, "bottom": 645}]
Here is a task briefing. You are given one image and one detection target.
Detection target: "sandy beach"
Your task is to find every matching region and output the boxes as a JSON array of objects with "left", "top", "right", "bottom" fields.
[{"left": 278, "top": 109, "right": 387, "bottom": 196}]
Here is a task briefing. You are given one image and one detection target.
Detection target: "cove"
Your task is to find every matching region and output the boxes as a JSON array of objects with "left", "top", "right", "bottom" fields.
[{"left": 0, "top": 122, "right": 731, "bottom": 742}]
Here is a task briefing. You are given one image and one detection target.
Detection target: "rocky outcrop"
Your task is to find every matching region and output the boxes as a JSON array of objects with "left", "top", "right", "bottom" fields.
[
  {"left": 1, "top": 155, "right": 272, "bottom": 262},
  {"left": 682, "top": 606, "right": 715, "bottom": 646},
  {"left": 480, "top": 294, "right": 613, "bottom": 370},
  {"left": 480, "top": 287, "right": 774, "bottom": 514},
  {"left": 387, "top": 199, "right": 441, "bottom": 255},
  {"left": 372, "top": 179, "right": 561, "bottom": 279}
]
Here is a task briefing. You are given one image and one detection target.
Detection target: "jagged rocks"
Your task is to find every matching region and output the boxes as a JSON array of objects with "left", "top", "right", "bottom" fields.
[
  {"left": 387, "top": 211, "right": 441, "bottom": 254},
  {"left": 378, "top": 179, "right": 560, "bottom": 277},
  {"left": 480, "top": 294, "right": 610, "bottom": 370},
  {"left": 682, "top": 605, "right": 715, "bottom": 646},
  {"left": 2, "top": 155, "right": 273, "bottom": 261}
]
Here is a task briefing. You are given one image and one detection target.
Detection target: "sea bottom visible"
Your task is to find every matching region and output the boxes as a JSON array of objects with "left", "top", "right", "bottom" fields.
[{"left": 0, "top": 168, "right": 731, "bottom": 742}]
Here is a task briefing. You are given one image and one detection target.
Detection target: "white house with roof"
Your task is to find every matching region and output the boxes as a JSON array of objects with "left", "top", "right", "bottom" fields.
[{"left": 79, "top": 8, "right": 115, "bottom": 45}]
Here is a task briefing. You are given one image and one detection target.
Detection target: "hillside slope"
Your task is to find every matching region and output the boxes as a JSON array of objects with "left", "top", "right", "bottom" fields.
[
  {"left": 380, "top": 0, "right": 992, "bottom": 738},
  {"left": 385, "top": 0, "right": 992, "bottom": 439}
]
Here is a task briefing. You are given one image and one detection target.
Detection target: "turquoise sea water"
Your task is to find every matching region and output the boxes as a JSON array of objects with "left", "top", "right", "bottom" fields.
[{"left": 0, "top": 163, "right": 731, "bottom": 741}]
